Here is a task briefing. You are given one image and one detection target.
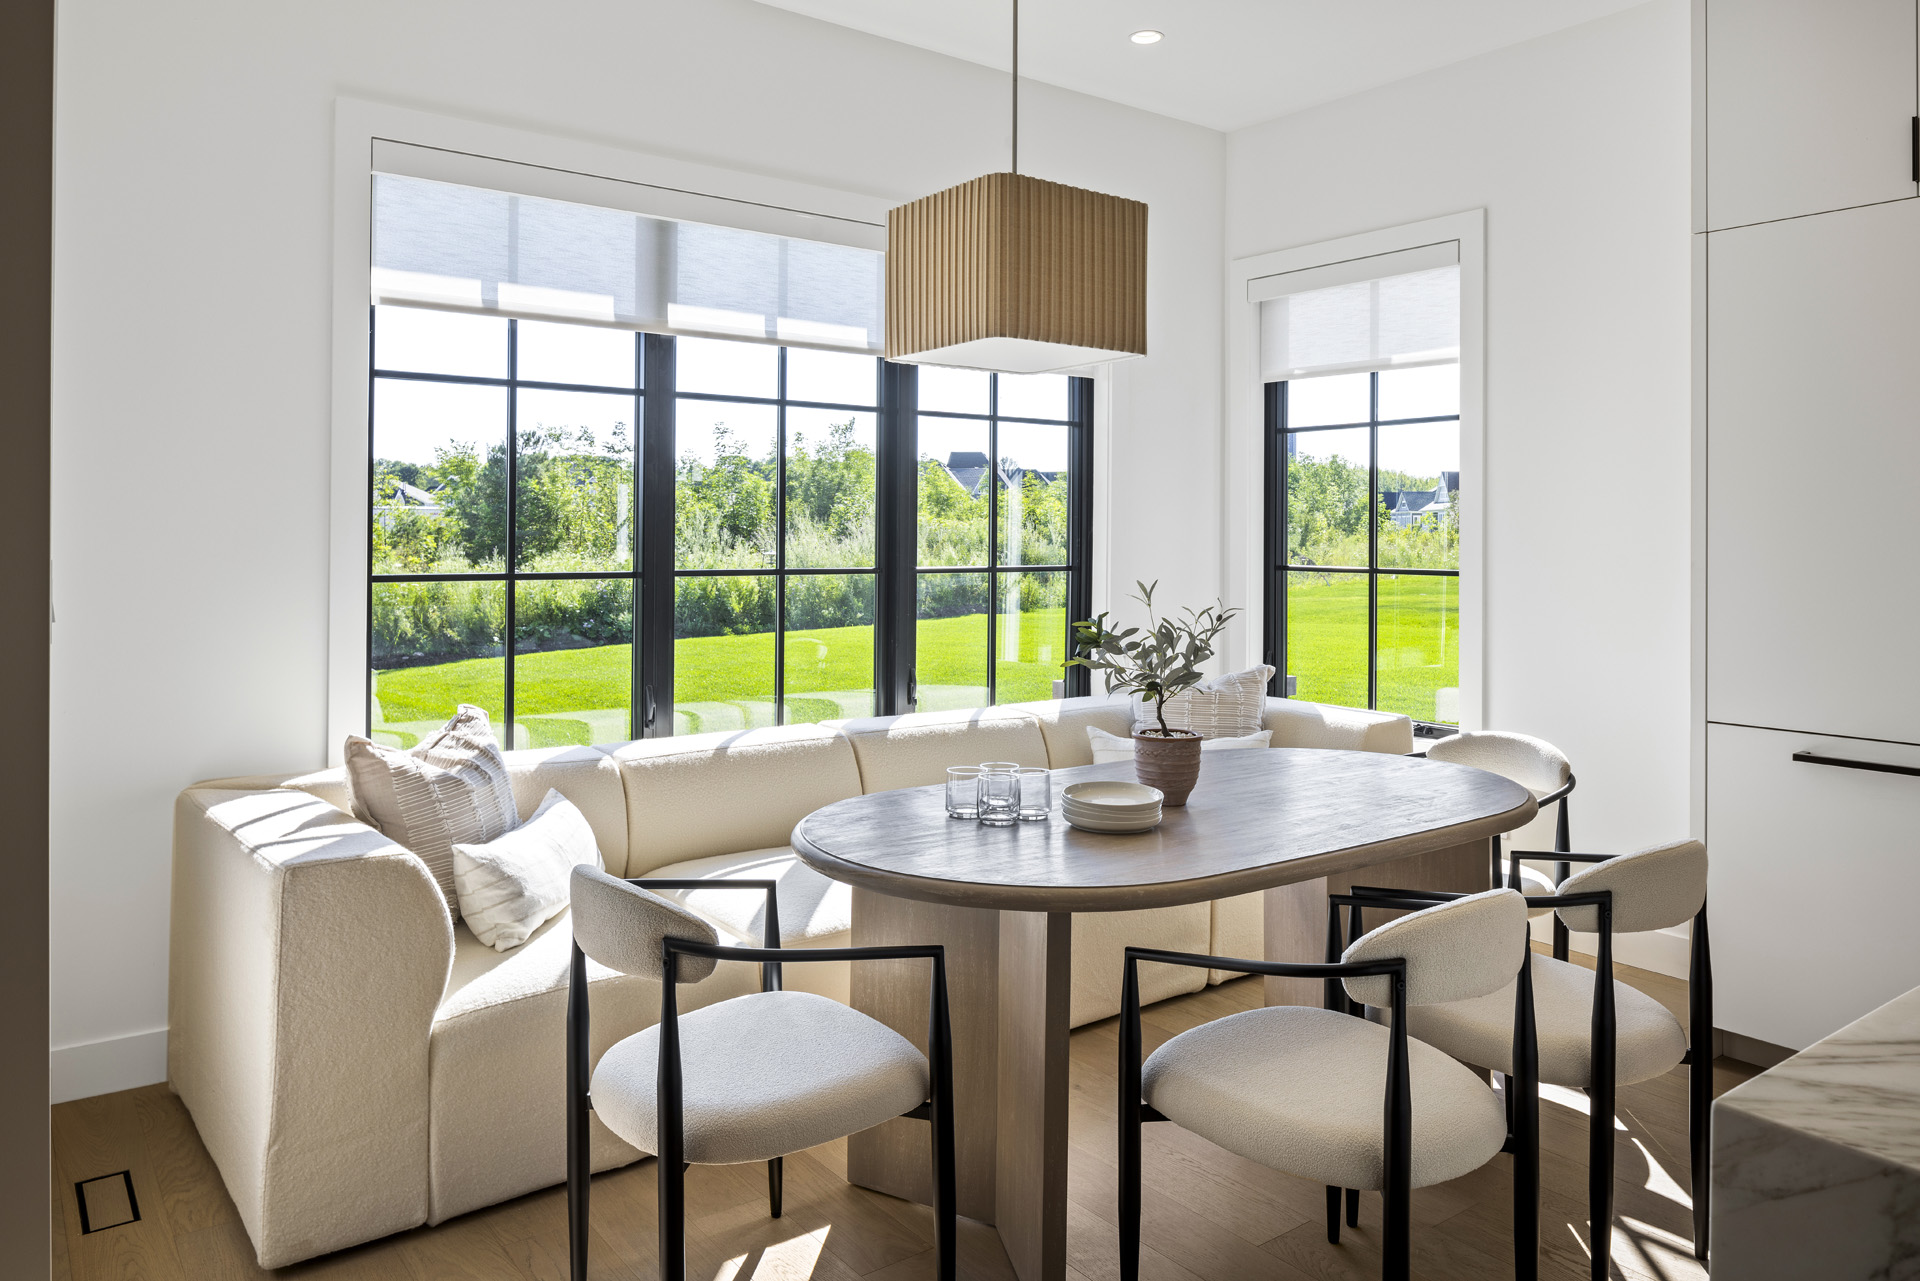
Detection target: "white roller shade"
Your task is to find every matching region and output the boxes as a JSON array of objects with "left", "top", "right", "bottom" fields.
[
  {"left": 1256, "top": 244, "right": 1459, "bottom": 381},
  {"left": 370, "top": 173, "right": 886, "bottom": 353}
]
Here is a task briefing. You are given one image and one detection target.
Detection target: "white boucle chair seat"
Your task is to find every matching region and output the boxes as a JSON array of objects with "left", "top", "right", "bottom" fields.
[
  {"left": 1401, "top": 955, "right": 1687, "bottom": 1088},
  {"left": 591, "top": 991, "right": 930, "bottom": 1166},
  {"left": 427, "top": 908, "right": 757, "bottom": 1222},
  {"left": 1141, "top": 1005, "right": 1508, "bottom": 1191}
]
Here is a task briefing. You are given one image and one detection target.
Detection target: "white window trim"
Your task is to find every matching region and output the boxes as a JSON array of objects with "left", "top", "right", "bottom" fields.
[
  {"left": 329, "top": 98, "right": 1112, "bottom": 760},
  {"left": 1222, "top": 210, "right": 1486, "bottom": 730}
]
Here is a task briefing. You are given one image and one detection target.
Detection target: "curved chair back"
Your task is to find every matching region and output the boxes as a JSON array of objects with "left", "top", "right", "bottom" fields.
[
  {"left": 1341, "top": 888, "right": 1529, "bottom": 1008},
  {"left": 570, "top": 864, "right": 719, "bottom": 982},
  {"left": 1427, "top": 730, "right": 1571, "bottom": 798},
  {"left": 1555, "top": 839, "right": 1706, "bottom": 935}
]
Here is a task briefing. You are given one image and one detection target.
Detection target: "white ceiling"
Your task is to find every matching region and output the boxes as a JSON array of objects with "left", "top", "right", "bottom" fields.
[{"left": 749, "top": 0, "right": 1649, "bottom": 132}]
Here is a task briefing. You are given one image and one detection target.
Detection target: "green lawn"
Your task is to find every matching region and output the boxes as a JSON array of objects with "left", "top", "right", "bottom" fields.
[
  {"left": 372, "top": 584, "right": 1457, "bottom": 749},
  {"left": 372, "top": 609, "right": 1071, "bottom": 747}
]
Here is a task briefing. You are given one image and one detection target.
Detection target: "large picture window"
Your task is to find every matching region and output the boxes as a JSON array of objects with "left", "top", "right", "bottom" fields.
[
  {"left": 1265, "top": 365, "right": 1460, "bottom": 727},
  {"left": 369, "top": 306, "right": 1092, "bottom": 748}
]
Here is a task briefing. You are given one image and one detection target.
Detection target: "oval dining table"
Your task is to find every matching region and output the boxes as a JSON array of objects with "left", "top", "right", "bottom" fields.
[{"left": 789, "top": 746, "right": 1535, "bottom": 1281}]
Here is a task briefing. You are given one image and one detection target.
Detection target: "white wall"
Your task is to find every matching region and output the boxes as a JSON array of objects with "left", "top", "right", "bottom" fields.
[
  {"left": 49, "top": 0, "right": 1224, "bottom": 1100},
  {"left": 1225, "top": 0, "right": 1694, "bottom": 961}
]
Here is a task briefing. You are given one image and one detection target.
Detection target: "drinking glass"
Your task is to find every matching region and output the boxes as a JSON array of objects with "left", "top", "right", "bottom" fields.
[
  {"left": 978, "top": 768, "right": 1020, "bottom": 827},
  {"left": 945, "top": 766, "right": 984, "bottom": 819},
  {"left": 1014, "top": 767, "right": 1051, "bottom": 821},
  {"left": 978, "top": 760, "right": 1020, "bottom": 774}
]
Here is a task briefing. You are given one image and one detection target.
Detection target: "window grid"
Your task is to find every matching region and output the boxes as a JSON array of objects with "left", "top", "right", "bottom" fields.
[
  {"left": 368, "top": 307, "right": 1094, "bottom": 745},
  {"left": 1266, "top": 370, "right": 1460, "bottom": 726},
  {"left": 915, "top": 376, "right": 1081, "bottom": 708}
]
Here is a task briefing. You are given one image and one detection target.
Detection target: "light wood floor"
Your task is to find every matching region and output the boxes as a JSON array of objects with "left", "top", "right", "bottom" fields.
[{"left": 52, "top": 950, "right": 1756, "bottom": 1281}]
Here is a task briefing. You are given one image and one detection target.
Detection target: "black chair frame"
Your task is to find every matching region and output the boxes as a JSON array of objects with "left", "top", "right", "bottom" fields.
[
  {"left": 566, "top": 878, "right": 958, "bottom": 1281},
  {"left": 1352, "top": 860, "right": 1714, "bottom": 1272},
  {"left": 1321, "top": 891, "right": 1541, "bottom": 1281},
  {"left": 1120, "top": 945, "right": 1426, "bottom": 1281},
  {"left": 1494, "top": 774, "right": 1577, "bottom": 961}
]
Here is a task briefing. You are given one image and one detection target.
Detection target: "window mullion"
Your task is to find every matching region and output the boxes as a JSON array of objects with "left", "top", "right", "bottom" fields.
[
  {"left": 876, "top": 361, "right": 918, "bottom": 715},
  {"left": 504, "top": 319, "right": 519, "bottom": 746},
  {"left": 1366, "top": 371, "right": 1379, "bottom": 713},
  {"left": 639, "top": 334, "right": 678, "bottom": 737},
  {"left": 986, "top": 377, "right": 998, "bottom": 707},
  {"left": 774, "top": 349, "right": 788, "bottom": 726},
  {"left": 1065, "top": 376, "right": 1095, "bottom": 699}
]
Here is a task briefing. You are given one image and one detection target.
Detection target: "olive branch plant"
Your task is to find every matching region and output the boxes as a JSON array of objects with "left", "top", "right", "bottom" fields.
[{"left": 1067, "top": 581, "right": 1242, "bottom": 737}]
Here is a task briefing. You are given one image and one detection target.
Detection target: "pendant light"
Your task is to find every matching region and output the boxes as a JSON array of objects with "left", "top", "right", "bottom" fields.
[{"left": 884, "top": 0, "right": 1147, "bottom": 373}]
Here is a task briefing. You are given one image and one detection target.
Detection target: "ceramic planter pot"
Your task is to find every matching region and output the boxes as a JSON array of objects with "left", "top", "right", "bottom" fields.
[{"left": 1132, "top": 728, "right": 1203, "bottom": 805}]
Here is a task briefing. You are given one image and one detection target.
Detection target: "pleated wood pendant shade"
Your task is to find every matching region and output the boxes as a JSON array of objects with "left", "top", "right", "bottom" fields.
[{"left": 885, "top": 171, "right": 1147, "bottom": 373}]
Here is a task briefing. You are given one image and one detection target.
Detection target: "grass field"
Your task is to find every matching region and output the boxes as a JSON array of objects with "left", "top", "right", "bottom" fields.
[
  {"left": 372, "top": 609, "right": 1071, "bottom": 747},
  {"left": 373, "top": 582, "right": 1457, "bottom": 747}
]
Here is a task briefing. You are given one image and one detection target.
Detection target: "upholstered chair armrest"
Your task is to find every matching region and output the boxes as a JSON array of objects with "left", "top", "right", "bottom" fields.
[
  {"left": 1262, "top": 697, "right": 1414, "bottom": 754},
  {"left": 169, "top": 787, "right": 455, "bottom": 1268}
]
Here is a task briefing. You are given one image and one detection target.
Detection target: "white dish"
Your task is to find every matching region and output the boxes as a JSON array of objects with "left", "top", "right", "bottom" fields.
[
  {"left": 1060, "top": 780, "right": 1164, "bottom": 809},
  {"left": 1062, "top": 800, "right": 1161, "bottom": 822},
  {"left": 1064, "top": 811, "right": 1162, "bottom": 835}
]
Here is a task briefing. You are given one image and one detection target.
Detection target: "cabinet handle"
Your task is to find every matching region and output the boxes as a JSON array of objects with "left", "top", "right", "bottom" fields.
[
  {"left": 1792, "top": 750, "right": 1920, "bottom": 778},
  {"left": 1912, "top": 117, "right": 1918, "bottom": 185}
]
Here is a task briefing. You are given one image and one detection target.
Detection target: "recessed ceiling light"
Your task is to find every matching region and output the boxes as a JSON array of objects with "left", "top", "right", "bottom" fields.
[{"left": 1130, "top": 29, "right": 1163, "bottom": 44}]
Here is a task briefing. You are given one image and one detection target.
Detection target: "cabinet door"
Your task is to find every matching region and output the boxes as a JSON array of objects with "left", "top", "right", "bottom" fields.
[
  {"left": 1706, "top": 723, "right": 1920, "bottom": 1050},
  {"left": 1706, "top": 0, "right": 1917, "bottom": 229},
  {"left": 1706, "top": 199, "right": 1920, "bottom": 742}
]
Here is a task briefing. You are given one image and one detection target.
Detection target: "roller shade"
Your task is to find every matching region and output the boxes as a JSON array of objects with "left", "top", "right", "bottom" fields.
[
  {"left": 370, "top": 173, "right": 886, "bottom": 353},
  {"left": 1256, "top": 243, "right": 1459, "bottom": 381}
]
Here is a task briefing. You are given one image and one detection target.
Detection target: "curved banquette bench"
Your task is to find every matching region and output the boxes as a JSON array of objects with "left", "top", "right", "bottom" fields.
[{"left": 168, "top": 693, "right": 1410, "bottom": 1266}]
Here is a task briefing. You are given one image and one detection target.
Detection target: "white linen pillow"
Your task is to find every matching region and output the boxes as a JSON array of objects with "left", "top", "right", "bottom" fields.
[
  {"left": 453, "top": 789, "right": 603, "bottom": 951},
  {"left": 1087, "top": 726, "right": 1272, "bottom": 764},
  {"left": 343, "top": 703, "right": 520, "bottom": 920},
  {"left": 1131, "top": 665, "right": 1276, "bottom": 739}
]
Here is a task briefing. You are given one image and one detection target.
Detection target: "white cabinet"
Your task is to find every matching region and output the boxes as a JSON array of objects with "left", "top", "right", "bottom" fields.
[
  {"left": 1707, "top": 723, "right": 1920, "bottom": 1050},
  {"left": 1706, "top": 198, "right": 1920, "bottom": 743},
  {"left": 1705, "top": 0, "right": 1917, "bottom": 230}
]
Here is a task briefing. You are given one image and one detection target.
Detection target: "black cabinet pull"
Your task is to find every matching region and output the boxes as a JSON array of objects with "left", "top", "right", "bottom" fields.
[
  {"left": 1911, "top": 117, "right": 1918, "bottom": 184},
  {"left": 1792, "top": 750, "right": 1920, "bottom": 778}
]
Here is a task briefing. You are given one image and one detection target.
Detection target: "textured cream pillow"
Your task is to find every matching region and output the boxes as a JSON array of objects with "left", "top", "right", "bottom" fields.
[
  {"left": 1087, "top": 726, "right": 1272, "bottom": 764},
  {"left": 1132, "top": 665, "right": 1276, "bottom": 739},
  {"left": 453, "top": 790, "right": 602, "bottom": 951},
  {"left": 343, "top": 704, "right": 520, "bottom": 919}
]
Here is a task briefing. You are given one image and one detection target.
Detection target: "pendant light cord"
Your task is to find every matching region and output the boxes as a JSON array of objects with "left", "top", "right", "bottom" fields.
[{"left": 1011, "top": 0, "right": 1018, "bottom": 174}]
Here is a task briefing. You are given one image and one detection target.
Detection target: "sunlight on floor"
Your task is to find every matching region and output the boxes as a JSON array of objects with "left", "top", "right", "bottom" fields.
[
  {"left": 1539, "top": 1081, "right": 1628, "bottom": 1129},
  {"left": 1631, "top": 1136, "right": 1693, "bottom": 1208},
  {"left": 713, "top": 1227, "right": 827, "bottom": 1279}
]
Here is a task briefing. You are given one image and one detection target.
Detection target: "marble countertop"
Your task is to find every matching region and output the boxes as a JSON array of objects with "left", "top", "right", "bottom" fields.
[{"left": 1710, "top": 984, "right": 1920, "bottom": 1278}]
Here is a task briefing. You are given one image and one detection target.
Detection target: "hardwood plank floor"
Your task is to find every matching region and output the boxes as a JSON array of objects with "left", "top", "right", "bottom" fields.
[{"left": 51, "top": 951, "right": 1756, "bottom": 1281}]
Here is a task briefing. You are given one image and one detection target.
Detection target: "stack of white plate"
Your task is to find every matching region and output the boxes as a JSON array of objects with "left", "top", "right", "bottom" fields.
[{"left": 1060, "top": 781, "right": 1164, "bottom": 834}]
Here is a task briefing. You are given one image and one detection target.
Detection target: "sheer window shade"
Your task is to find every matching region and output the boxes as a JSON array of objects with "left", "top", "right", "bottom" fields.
[
  {"left": 1258, "top": 250, "right": 1459, "bottom": 382},
  {"left": 371, "top": 173, "right": 886, "bottom": 353}
]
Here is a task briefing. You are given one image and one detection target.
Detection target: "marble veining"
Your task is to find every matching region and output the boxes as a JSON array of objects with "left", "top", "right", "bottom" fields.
[{"left": 1711, "top": 985, "right": 1920, "bottom": 1279}]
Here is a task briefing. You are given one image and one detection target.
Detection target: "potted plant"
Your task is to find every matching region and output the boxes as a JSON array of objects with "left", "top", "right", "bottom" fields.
[{"left": 1068, "top": 581, "right": 1241, "bottom": 805}]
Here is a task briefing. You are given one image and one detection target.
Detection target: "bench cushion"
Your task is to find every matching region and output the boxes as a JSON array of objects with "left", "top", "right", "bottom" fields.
[{"left": 829, "top": 707, "right": 1050, "bottom": 792}]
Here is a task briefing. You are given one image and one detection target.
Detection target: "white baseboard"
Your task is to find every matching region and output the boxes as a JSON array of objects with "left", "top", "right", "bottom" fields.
[
  {"left": 1528, "top": 916, "right": 1692, "bottom": 979},
  {"left": 50, "top": 1029, "right": 168, "bottom": 1104}
]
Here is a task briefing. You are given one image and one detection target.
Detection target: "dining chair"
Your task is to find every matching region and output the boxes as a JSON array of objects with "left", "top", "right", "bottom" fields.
[
  {"left": 565, "top": 865, "right": 957, "bottom": 1281},
  {"left": 1351, "top": 838, "right": 1712, "bottom": 1275},
  {"left": 1426, "top": 730, "right": 1578, "bottom": 958},
  {"left": 1118, "top": 888, "right": 1540, "bottom": 1281}
]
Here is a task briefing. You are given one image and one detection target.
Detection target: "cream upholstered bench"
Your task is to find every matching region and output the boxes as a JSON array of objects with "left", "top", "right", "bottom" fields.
[{"left": 168, "top": 692, "right": 1410, "bottom": 1267}]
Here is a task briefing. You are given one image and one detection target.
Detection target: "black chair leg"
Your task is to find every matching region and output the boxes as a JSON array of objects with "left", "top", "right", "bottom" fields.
[
  {"left": 767, "top": 1156, "right": 783, "bottom": 1219},
  {"left": 1552, "top": 915, "right": 1570, "bottom": 962},
  {"left": 1324, "top": 1185, "right": 1340, "bottom": 1243},
  {"left": 659, "top": 1160, "right": 688, "bottom": 1281},
  {"left": 1345, "top": 1187, "right": 1359, "bottom": 1228},
  {"left": 1121, "top": 1113, "right": 1144, "bottom": 1279}
]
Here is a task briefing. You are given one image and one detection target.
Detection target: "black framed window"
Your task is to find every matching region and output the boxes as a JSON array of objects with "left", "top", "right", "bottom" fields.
[
  {"left": 369, "top": 305, "right": 1092, "bottom": 748},
  {"left": 1264, "top": 365, "right": 1460, "bottom": 729}
]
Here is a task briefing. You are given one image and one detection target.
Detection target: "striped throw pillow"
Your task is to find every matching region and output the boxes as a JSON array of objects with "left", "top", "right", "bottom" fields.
[
  {"left": 344, "top": 704, "right": 520, "bottom": 920},
  {"left": 1132, "top": 666, "right": 1275, "bottom": 739}
]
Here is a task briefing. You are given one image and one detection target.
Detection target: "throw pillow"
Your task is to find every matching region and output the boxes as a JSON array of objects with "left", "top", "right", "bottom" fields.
[
  {"left": 1132, "top": 665, "right": 1275, "bottom": 739},
  {"left": 453, "top": 790, "right": 602, "bottom": 951},
  {"left": 343, "top": 704, "right": 520, "bottom": 919},
  {"left": 1087, "top": 726, "right": 1272, "bottom": 764}
]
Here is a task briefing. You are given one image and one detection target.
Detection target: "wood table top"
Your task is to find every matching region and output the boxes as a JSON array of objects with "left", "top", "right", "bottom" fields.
[{"left": 790, "top": 748, "right": 1537, "bottom": 911}]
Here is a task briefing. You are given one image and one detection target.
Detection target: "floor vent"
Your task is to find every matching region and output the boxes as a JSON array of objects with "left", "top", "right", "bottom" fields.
[{"left": 75, "top": 1170, "right": 140, "bottom": 1235}]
